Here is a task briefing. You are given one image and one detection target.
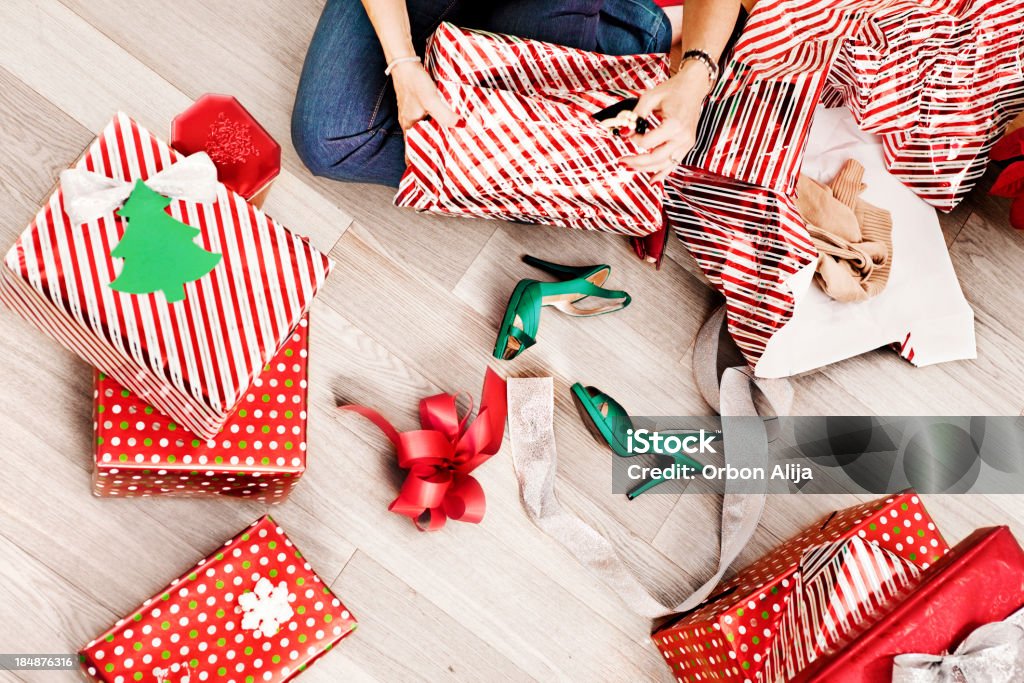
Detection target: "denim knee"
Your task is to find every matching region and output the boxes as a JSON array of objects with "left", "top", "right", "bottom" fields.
[
  {"left": 651, "top": 6, "right": 672, "bottom": 54},
  {"left": 290, "top": 106, "right": 363, "bottom": 180},
  {"left": 596, "top": 0, "right": 673, "bottom": 55},
  {"left": 290, "top": 110, "right": 335, "bottom": 178},
  {"left": 290, "top": 102, "right": 405, "bottom": 186}
]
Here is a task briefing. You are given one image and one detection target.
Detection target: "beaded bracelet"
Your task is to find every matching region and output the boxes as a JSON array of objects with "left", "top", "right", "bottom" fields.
[{"left": 679, "top": 49, "right": 720, "bottom": 85}]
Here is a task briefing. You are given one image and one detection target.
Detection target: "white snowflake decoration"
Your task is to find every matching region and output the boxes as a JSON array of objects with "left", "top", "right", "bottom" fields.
[
  {"left": 153, "top": 662, "right": 191, "bottom": 682},
  {"left": 238, "top": 577, "right": 294, "bottom": 638}
]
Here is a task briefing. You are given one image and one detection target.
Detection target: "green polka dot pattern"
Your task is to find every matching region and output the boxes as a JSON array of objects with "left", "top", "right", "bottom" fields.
[
  {"left": 92, "top": 317, "right": 310, "bottom": 503},
  {"left": 653, "top": 493, "right": 948, "bottom": 682},
  {"left": 79, "top": 516, "right": 357, "bottom": 682}
]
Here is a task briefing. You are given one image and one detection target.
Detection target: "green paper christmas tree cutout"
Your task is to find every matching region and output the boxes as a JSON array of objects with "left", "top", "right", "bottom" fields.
[{"left": 110, "top": 180, "right": 221, "bottom": 302}]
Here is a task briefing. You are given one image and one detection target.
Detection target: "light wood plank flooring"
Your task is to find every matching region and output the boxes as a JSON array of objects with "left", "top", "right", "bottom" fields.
[{"left": 0, "top": 2, "right": 1022, "bottom": 681}]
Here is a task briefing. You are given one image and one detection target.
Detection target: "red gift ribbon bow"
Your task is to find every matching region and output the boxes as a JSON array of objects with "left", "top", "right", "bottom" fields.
[{"left": 340, "top": 369, "right": 507, "bottom": 532}]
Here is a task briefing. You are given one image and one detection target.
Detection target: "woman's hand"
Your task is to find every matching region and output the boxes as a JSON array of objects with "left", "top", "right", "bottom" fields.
[
  {"left": 621, "top": 62, "right": 714, "bottom": 181},
  {"left": 391, "top": 61, "right": 459, "bottom": 132}
]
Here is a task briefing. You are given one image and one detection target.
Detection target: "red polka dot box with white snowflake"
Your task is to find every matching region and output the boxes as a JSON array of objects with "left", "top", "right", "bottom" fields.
[
  {"left": 92, "top": 316, "right": 310, "bottom": 502},
  {"left": 80, "top": 515, "right": 357, "bottom": 683},
  {"left": 652, "top": 492, "right": 949, "bottom": 683}
]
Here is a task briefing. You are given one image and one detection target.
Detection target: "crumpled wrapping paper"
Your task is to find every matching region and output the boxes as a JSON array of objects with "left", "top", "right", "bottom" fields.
[
  {"left": 400, "top": 2, "right": 1024, "bottom": 369},
  {"left": 686, "top": 0, "right": 1024, "bottom": 211},
  {"left": 669, "top": 0, "right": 1023, "bottom": 368},
  {"left": 395, "top": 22, "right": 668, "bottom": 236}
]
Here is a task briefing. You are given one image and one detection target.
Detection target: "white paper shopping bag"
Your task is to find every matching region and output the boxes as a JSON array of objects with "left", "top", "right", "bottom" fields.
[{"left": 755, "top": 107, "right": 976, "bottom": 378}]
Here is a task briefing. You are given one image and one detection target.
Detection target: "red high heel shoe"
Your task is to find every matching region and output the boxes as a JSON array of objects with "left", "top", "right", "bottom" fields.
[{"left": 630, "top": 222, "right": 671, "bottom": 270}]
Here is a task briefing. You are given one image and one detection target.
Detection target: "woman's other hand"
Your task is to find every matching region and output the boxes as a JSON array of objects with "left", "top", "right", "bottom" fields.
[
  {"left": 391, "top": 61, "right": 459, "bottom": 132},
  {"left": 621, "top": 61, "right": 714, "bottom": 182}
]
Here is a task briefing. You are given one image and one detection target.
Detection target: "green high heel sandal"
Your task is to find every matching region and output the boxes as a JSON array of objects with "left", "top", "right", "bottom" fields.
[
  {"left": 493, "top": 255, "right": 631, "bottom": 361},
  {"left": 570, "top": 383, "right": 704, "bottom": 499}
]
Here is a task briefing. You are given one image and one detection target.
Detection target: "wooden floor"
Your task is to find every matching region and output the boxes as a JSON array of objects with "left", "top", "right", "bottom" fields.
[{"left": 1, "top": 2, "right": 1023, "bottom": 681}]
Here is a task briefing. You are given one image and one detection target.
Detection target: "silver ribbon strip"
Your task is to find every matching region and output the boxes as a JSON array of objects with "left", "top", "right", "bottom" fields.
[
  {"left": 893, "top": 608, "right": 1024, "bottom": 683},
  {"left": 506, "top": 305, "right": 792, "bottom": 619},
  {"left": 60, "top": 151, "right": 219, "bottom": 224}
]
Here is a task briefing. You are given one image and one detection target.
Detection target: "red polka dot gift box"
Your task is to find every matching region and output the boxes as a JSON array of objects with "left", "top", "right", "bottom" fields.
[
  {"left": 652, "top": 492, "right": 949, "bottom": 683},
  {"left": 93, "top": 316, "right": 310, "bottom": 502},
  {"left": 79, "top": 515, "right": 357, "bottom": 683}
]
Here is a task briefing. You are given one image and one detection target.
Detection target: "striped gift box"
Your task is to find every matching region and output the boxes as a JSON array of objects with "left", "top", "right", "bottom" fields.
[
  {"left": 396, "top": 23, "right": 668, "bottom": 236},
  {"left": 1, "top": 114, "right": 332, "bottom": 440}
]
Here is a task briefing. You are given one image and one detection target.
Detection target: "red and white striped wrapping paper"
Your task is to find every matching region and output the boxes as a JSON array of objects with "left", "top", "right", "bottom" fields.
[
  {"left": 1, "top": 113, "right": 332, "bottom": 440},
  {"left": 688, "top": 0, "right": 1024, "bottom": 211},
  {"left": 653, "top": 493, "right": 948, "bottom": 683},
  {"left": 665, "top": 0, "right": 1022, "bottom": 367},
  {"left": 664, "top": 169, "right": 816, "bottom": 367},
  {"left": 764, "top": 536, "right": 921, "bottom": 681},
  {"left": 401, "top": 10, "right": 1022, "bottom": 370},
  {"left": 395, "top": 23, "right": 668, "bottom": 236},
  {"left": 397, "top": 24, "right": 820, "bottom": 368}
]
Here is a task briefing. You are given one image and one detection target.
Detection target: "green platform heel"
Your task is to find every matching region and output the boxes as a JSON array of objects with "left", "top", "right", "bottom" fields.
[
  {"left": 493, "top": 256, "right": 631, "bottom": 361},
  {"left": 570, "top": 383, "right": 704, "bottom": 499}
]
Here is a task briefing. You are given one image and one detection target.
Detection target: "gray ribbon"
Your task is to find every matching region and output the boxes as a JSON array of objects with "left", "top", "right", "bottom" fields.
[
  {"left": 893, "top": 608, "right": 1024, "bottom": 683},
  {"left": 506, "top": 305, "right": 792, "bottom": 619}
]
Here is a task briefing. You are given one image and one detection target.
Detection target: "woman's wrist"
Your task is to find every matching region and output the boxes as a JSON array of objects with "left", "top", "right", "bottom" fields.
[
  {"left": 385, "top": 55, "right": 421, "bottom": 76},
  {"left": 672, "top": 60, "right": 716, "bottom": 96},
  {"left": 390, "top": 59, "right": 426, "bottom": 84},
  {"left": 380, "top": 32, "right": 417, "bottom": 65}
]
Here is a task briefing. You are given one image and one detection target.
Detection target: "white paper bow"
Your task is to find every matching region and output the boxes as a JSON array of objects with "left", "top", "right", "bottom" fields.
[
  {"left": 238, "top": 577, "right": 294, "bottom": 639},
  {"left": 59, "top": 152, "right": 218, "bottom": 224},
  {"left": 892, "top": 607, "right": 1024, "bottom": 683}
]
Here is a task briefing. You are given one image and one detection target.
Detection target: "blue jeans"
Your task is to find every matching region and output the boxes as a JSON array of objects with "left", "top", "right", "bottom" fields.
[{"left": 292, "top": 0, "right": 672, "bottom": 186}]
